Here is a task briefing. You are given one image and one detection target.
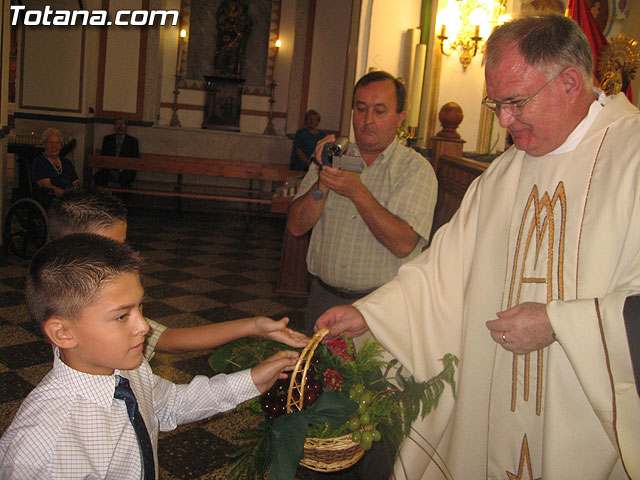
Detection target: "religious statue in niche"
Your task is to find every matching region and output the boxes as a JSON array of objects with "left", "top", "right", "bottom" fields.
[
  {"left": 183, "top": 0, "right": 271, "bottom": 89},
  {"left": 214, "top": 0, "right": 252, "bottom": 77}
]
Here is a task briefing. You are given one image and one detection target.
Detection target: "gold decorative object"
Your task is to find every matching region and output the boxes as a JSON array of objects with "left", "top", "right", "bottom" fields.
[
  {"left": 436, "top": 0, "right": 510, "bottom": 70},
  {"left": 597, "top": 33, "right": 640, "bottom": 96}
]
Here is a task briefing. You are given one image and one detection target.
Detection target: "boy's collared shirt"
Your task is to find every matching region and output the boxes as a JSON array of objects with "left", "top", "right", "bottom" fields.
[
  {"left": 144, "top": 317, "right": 167, "bottom": 360},
  {"left": 0, "top": 347, "right": 258, "bottom": 479}
]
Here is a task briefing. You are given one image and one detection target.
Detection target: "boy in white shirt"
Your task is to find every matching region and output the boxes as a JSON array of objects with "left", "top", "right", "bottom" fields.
[
  {"left": 47, "top": 187, "right": 309, "bottom": 359},
  {"left": 0, "top": 233, "right": 298, "bottom": 479}
]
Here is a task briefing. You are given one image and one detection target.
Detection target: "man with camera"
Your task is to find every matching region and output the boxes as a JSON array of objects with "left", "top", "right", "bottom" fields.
[{"left": 287, "top": 70, "right": 437, "bottom": 337}]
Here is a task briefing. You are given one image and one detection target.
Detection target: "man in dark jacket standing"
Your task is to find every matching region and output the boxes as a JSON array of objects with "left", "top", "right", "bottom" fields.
[{"left": 93, "top": 117, "right": 139, "bottom": 188}]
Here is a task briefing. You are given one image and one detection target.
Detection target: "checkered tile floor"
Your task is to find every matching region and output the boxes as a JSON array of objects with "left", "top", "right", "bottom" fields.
[{"left": 0, "top": 207, "right": 330, "bottom": 479}]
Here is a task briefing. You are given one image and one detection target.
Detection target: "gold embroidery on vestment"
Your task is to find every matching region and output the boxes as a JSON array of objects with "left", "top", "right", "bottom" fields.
[
  {"left": 595, "top": 298, "right": 633, "bottom": 478},
  {"left": 508, "top": 183, "right": 566, "bottom": 414},
  {"left": 506, "top": 434, "right": 534, "bottom": 480}
]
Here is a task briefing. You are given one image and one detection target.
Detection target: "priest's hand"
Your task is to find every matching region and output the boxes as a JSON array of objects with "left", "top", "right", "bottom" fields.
[
  {"left": 315, "top": 305, "right": 369, "bottom": 339},
  {"left": 486, "top": 302, "right": 556, "bottom": 354}
]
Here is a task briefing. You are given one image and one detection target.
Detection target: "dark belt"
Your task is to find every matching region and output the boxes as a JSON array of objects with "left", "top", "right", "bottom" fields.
[{"left": 316, "top": 277, "right": 375, "bottom": 300}]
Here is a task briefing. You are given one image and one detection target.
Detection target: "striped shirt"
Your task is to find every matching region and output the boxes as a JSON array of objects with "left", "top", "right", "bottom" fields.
[
  {"left": 296, "top": 137, "right": 437, "bottom": 290},
  {"left": 0, "top": 348, "right": 258, "bottom": 479},
  {"left": 144, "top": 318, "right": 167, "bottom": 360}
]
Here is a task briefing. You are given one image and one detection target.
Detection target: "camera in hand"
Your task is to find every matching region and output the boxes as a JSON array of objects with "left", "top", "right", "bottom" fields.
[{"left": 318, "top": 136, "right": 363, "bottom": 173}]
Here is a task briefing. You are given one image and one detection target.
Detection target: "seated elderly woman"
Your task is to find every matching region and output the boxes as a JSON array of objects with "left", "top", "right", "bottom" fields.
[{"left": 31, "top": 127, "right": 81, "bottom": 199}]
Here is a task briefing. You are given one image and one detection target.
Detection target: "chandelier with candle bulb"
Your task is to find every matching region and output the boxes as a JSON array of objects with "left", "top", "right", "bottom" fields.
[{"left": 436, "top": 0, "right": 510, "bottom": 70}]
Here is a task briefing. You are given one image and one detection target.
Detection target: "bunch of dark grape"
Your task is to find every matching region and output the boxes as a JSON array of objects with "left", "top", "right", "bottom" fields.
[
  {"left": 259, "top": 377, "right": 288, "bottom": 419},
  {"left": 347, "top": 384, "right": 382, "bottom": 450},
  {"left": 260, "top": 363, "right": 323, "bottom": 419}
]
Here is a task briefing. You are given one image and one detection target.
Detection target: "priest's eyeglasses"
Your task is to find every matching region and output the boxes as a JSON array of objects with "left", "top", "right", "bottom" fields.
[{"left": 482, "top": 71, "right": 562, "bottom": 117}]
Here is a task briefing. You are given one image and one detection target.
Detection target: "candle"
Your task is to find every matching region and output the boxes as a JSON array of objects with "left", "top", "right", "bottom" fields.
[
  {"left": 407, "top": 44, "right": 427, "bottom": 128},
  {"left": 406, "top": 28, "right": 422, "bottom": 89},
  {"left": 175, "top": 28, "right": 186, "bottom": 76}
]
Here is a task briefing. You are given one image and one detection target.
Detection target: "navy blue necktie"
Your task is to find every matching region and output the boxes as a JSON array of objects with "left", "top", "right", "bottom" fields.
[{"left": 114, "top": 376, "right": 155, "bottom": 480}]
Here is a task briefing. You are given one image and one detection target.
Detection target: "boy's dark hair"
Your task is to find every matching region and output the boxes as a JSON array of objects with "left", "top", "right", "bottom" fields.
[
  {"left": 352, "top": 71, "right": 407, "bottom": 113},
  {"left": 47, "top": 187, "right": 128, "bottom": 240},
  {"left": 26, "top": 233, "right": 142, "bottom": 328}
]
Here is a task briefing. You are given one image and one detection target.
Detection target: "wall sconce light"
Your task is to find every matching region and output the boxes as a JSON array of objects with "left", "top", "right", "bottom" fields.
[{"left": 436, "top": 0, "right": 510, "bottom": 71}]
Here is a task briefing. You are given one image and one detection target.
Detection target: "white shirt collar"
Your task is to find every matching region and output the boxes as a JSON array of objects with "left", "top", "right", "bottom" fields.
[
  {"left": 53, "top": 346, "right": 118, "bottom": 409},
  {"left": 547, "top": 89, "right": 608, "bottom": 156}
]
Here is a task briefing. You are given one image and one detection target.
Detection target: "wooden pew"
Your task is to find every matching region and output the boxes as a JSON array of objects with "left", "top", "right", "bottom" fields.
[
  {"left": 430, "top": 154, "right": 487, "bottom": 239},
  {"left": 427, "top": 102, "right": 488, "bottom": 240},
  {"left": 86, "top": 153, "right": 301, "bottom": 212},
  {"left": 272, "top": 182, "right": 310, "bottom": 296}
]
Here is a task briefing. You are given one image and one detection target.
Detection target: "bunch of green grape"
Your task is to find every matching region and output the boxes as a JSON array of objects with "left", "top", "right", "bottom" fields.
[{"left": 347, "top": 384, "right": 382, "bottom": 451}]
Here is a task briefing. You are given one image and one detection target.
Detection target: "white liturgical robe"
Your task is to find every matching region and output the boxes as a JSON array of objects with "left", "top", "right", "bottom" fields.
[{"left": 355, "top": 93, "right": 640, "bottom": 479}]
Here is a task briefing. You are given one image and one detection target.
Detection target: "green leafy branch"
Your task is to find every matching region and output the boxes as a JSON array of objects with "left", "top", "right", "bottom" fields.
[
  {"left": 211, "top": 337, "right": 458, "bottom": 480},
  {"left": 225, "top": 415, "right": 272, "bottom": 480}
]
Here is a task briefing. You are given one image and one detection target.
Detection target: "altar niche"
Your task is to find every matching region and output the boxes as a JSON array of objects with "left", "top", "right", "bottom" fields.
[
  {"left": 202, "top": 76, "right": 245, "bottom": 131},
  {"left": 183, "top": 0, "right": 273, "bottom": 90}
]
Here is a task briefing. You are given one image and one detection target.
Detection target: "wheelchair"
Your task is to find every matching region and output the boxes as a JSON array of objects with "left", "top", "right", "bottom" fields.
[{"left": 3, "top": 139, "right": 75, "bottom": 259}]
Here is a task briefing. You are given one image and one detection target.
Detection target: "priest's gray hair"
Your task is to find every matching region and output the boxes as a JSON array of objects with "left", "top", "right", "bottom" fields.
[{"left": 484, "top": 13, "right": 594, "bottom": 84}]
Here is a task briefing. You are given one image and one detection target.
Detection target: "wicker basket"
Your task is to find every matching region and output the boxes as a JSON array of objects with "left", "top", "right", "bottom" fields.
[{"left": 285, "top": 327, "right": 364, "bottom": 472}]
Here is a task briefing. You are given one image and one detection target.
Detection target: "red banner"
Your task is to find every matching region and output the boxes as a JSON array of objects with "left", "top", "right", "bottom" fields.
[{"left": 565, "top": 0, "right": 607, "bottom": 77}]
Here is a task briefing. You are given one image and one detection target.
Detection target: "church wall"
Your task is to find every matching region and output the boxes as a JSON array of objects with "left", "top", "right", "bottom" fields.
[
  {"left": 16, "top": 0, "right": 93, "bottom": 116},
  {"left": 7, "top": 0, "right": 638, "bottom": 190},
  {"left": 8, "top": 0, "right": 353, "bottom": 162},
  {"left": 100, "top": 1, "right": 142, "bottom": 114},
  {"left": 95, "top": 0, "right": 147, "bottom": 120},
  {"left": 270, "top": 0, "right": 295, "bottom": 136}
]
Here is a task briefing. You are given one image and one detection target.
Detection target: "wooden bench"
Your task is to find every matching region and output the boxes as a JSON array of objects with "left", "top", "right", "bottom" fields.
[{"left": 86, "top": 153, "right": 301, "bottom": 214}]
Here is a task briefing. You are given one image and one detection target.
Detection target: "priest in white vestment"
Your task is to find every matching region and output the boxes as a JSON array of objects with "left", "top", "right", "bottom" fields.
[{"left": 316, "top": 14, "right": 640, "bottom": 480}]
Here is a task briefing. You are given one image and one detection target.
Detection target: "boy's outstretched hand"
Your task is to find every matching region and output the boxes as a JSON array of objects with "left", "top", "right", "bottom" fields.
[
  {"left": 251, "top": 350, "right": 299, "bottom": 394},
  {"left": 256, "top": 316, "right": 310, "bottom": 348}
]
